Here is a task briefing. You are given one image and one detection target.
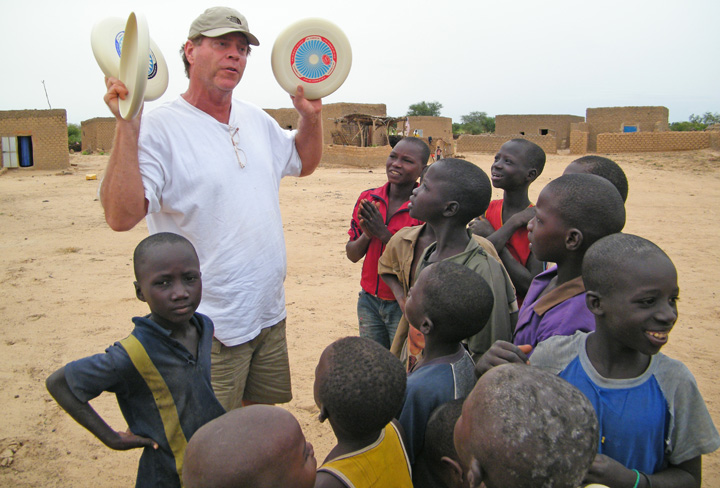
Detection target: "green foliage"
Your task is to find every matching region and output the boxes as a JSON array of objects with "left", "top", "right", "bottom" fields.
[
  {"left": 669, "top": 121, "right": 707, "bottom": 132},
  {"left": 669, "top": 112, "right": 720, "bottom": 131},
  {"left": 407, "top": 101, "right": 443, "bottom": 117},
  {"left": 68, "top": 123, "right": 81, "bottom": 144},
  {"left": 452, "top": 111, "right": 496, "bottom": 135}
]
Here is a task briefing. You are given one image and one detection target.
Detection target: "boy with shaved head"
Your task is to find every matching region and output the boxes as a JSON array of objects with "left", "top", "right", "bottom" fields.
[
  {"left": 454, "top": 363, "right": 598, "bottom": 488},
  {"left": 46, "top": 233, "right": 225, "bottom": 487},
  {"left": 183, "top": 405, "right": 316, "bottom": 488}
]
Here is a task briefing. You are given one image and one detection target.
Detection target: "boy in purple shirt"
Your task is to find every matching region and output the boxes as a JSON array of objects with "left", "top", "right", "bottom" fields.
[{"left": 476, "top": 174, "right": 625, "bottom": 374}]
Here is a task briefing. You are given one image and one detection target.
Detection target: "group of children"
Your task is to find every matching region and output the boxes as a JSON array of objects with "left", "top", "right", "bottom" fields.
[{"left": 46, "top": 136, "right": 720, "bottom": 487}]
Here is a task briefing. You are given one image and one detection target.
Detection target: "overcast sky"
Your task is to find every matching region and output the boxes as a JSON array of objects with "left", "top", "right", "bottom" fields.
[{"left": 1, "top": 0, "right": 718, "bottom": 124}]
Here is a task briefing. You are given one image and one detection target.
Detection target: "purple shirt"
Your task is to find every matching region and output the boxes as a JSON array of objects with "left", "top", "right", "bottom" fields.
[{"left": 513, "top": 266, "right": 595, "bottom": 352}]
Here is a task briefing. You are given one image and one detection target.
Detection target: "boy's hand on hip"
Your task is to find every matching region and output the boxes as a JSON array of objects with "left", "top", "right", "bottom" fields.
[{"left": 107, "top": 429, "right": 158, "bottom": 451}]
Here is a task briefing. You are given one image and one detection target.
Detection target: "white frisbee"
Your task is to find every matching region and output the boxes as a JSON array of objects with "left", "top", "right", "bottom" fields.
[
  {"left": 271, "top": 18, "right": 352, "bottom": 100},
  {"left": 116, "top": 12, "right": 149, "bottom": 120},
  {"left": 90, "top": 15, "right": 169, "bottom": 103}
]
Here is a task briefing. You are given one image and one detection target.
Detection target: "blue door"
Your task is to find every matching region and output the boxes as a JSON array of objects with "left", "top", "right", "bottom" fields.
[{"left": 18, "top": 136, "right": 33, "bottom": 167}]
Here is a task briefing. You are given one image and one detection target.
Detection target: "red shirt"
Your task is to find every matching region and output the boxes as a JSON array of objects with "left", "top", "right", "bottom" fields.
[
  {"left": 485, "top": 199, "right": 532, "bottom": 266},
  {"left": 348, "top": 182, "right": 422, "bottom": 300}
]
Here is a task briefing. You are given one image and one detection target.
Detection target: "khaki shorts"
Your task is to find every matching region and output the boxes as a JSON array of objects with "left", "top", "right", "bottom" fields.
[{"left": 210, "top": 318, "right": 292, "bottom": 410}]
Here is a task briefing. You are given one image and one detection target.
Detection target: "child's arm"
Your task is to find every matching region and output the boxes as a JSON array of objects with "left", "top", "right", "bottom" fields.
[
  {"left": 46, "top": 367, "right": 158, "bottom": 451},
  {"left": 380, "top": 273, "right": 406, "bottom": 311},
  {"left": 498, "top": 248, "right": 544, "bottom": 298},
  {"left": 470, "top": 206, "right": 535, "bottom": 252},
  {"left": 583, "top": 453, "right": 700, "bottom": 488}
]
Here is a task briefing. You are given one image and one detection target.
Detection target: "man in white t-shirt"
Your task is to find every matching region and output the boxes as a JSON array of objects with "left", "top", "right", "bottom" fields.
[{"left": 100, "top": 7, "right": 323, "bottom": 410}]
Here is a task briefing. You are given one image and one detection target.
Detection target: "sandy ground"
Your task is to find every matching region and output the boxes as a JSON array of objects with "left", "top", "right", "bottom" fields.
[{"left": 1, "top": 148, "right": 719, "bottom": 486}]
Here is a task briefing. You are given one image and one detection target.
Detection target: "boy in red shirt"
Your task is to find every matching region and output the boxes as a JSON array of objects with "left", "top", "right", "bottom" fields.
[
  {"left": 469, "top": 138, "right": 545, "bottom": 304},
  {"left": 346, "top": 137, "right": 430, "bottom": 348}
]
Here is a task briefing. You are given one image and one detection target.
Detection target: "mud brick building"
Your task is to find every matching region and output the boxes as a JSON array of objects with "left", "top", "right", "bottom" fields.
[
  {"left": 0, "top": 109, "right": 68, "bottom": 170},
  {"left": 495, "top": 114, "right": 584, "bottom": 150},
  {"left": 81, "top": 118, "right": 116, "bottom": 153}
]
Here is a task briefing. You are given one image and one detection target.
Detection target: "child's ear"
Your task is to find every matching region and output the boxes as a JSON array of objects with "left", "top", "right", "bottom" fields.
[
  {"left": 318, "top": 405, "right": 330, "bottom": 423},
  {"left": 565, "top": 228, "right": 583, "bottom": 251},
  {"left": 418, "top": 316, "right": 434, "bottom": 336},
  {"left": 585, "top": 290, "right": 604, "bottom": 317},
  {"left": 526, "top": 167, "right": 538, "bottom": 182},
  {"left": 134, "top": 281, "right": 146, "bottom": 302},
  {"left": 440, "top": 456, "right": 465, "bottom": 488},
  {"left": 443, "top": 200, "right": 460, "bottom": 218}
]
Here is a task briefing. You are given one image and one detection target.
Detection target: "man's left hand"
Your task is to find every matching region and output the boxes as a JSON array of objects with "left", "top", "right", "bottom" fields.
[{"left": 291, "top": 85, "right": 322, "bottom": 118}]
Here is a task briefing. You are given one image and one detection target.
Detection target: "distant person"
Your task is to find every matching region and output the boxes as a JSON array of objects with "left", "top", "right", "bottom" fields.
[
  {"left": 100, "top": 6, "right": 324, "bottom": 411},
  {"left": 314, "top": 337, "right": 412, "bottom": 487},
  {"left": 475, "top": 173, "right": 626, "bottom": 377},
  {"left": 398, "top": 262, "right": 494, "bottom": 467},
  {"left": 45, "top": 233, "right": 225, "bottom": 487},
  {"left": 346, "top": 137, "right": 429, "bottom": 348},
  {"left": 531, "top": 233, "right": 720, "bottom": 487},
  {"left": 469, "top": 139, "right": 546, "bottom": 305},
  {"left": 183, "top": 405, "right": 316, "bottom": 488},
  {"left": 454, "top": 363, "right": 599, "bottom": 488},
  {"left": 412, "top": 399, "right": 465, "bottom": 488},
  {"left": 563, "top": 155, "right": 629, "bottom": 202},
  {"left": 409, "top": 158, "right": 517, "bottom": 360},
  {"left": 435, "top": 146, "right": 442, "bottom": 162}
]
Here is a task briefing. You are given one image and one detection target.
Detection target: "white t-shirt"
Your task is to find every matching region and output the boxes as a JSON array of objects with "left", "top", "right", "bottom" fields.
[{"left": 138, "top": 96, "right": 302, "bottom": 345}]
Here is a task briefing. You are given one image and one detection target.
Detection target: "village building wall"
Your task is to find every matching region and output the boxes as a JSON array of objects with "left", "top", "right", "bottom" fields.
[{"left": 0, "top": 109, "right": 68, "bottom": 170}]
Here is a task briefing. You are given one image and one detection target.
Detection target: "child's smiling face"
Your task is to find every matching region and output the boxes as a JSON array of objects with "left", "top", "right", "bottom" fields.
[
  {"left": 597, "top": 253, "right": 679, "bottom": 355},
  {"left": 386, "top": 139, "right": 425, "bottom": 186},
  {"left": 491, "top": 141, "right": 536, "bottom": 190}
]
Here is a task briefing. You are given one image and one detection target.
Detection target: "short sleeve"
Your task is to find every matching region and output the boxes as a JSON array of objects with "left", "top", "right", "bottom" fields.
[
  {"left": 64, "top": 344, "right": 134, "bottom": 403},
  {"left": 529, "top": 334, "right": 579, "bottom": 375},
  {"left": 378, "top": 233, "right": 403, "bottom": 278},
  {"left": 655, "top": 357, "right": 720, "bottom": 465}
]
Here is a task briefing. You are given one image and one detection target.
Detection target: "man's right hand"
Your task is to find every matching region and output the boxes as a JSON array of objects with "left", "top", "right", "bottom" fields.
[{"left": 103, "top": 77, "right": 143, "bottom": 123}]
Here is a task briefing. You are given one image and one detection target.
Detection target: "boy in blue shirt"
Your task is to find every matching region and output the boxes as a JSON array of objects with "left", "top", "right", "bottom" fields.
[
  {"left": 46, "top": 233, "right": 224, "bottom": 488},
  {"left": 531, "top": 233, "right": 720, "bottom": 487},
  {"left": 399, "top": 261, "right": 494, "bottom": 467}
]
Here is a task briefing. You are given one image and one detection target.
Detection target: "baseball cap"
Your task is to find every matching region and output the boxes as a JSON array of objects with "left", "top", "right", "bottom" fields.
[{"left": 188, "top": 7, "right": 260, "bottom": 46}]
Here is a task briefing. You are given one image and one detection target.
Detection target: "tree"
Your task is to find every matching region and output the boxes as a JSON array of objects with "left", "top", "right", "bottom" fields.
[
  {"left": 452, "top": 111, "right": 496, "bottom": 135},
  {"left": 407, "top": 101, "right": 443, "bottom": 117},
  {"left": 460, "top": 111, "right": 495, "bottom": 134},
  {"left": 68, "top": 123, "right": 81, "bottom": 144},
  {"left": 670, "top": 112, "right": 720, "bottom": 131},
  {"left": 68, "top": 123, "right": 81, "bottom": 151}
]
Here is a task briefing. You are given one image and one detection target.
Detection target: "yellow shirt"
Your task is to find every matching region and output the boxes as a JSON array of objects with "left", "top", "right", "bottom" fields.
[{"left": 318, "top": 422, "right": 412, "bottom": 487}]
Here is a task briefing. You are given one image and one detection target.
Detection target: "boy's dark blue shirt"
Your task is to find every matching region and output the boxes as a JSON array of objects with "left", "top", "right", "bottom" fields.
[{"left": 64, "top": 313, "right": 225, "bottom": 488}]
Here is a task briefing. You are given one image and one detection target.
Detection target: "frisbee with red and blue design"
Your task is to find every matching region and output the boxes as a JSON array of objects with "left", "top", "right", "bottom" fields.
[{"left": 271, "top": 18, "right": 352, "bottom": 100}]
